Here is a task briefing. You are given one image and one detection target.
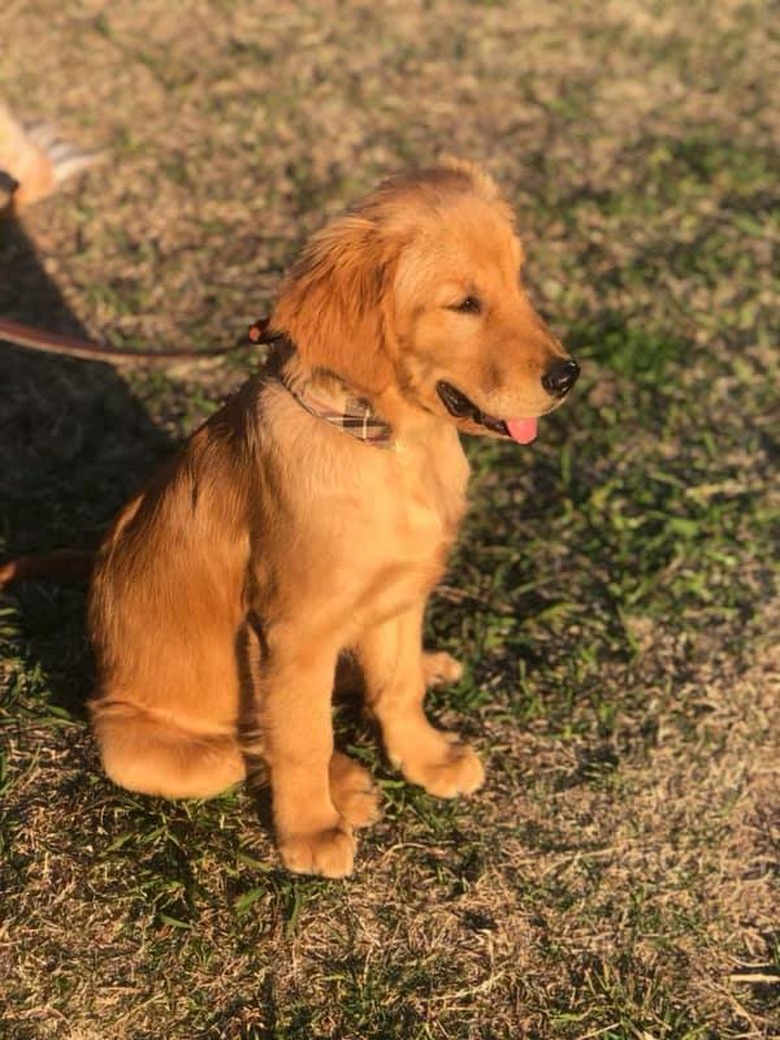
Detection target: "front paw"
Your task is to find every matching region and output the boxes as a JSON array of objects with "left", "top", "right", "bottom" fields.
[
  {"left": 401, "top": 741, "right": 485, "bottom": 799},
  {"left": 278, "top": 826, "right": 356, "bottom": 878}
]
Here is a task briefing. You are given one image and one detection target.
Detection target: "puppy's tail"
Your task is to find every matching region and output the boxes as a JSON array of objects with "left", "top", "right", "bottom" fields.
[{"left": 0, "top": 549, "right": 95, "bottom": 588}]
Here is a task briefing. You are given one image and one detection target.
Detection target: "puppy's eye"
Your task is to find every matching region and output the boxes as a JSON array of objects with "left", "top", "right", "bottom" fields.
[{"left": 450, "top": 296, "right": 482, "bottom": 315}]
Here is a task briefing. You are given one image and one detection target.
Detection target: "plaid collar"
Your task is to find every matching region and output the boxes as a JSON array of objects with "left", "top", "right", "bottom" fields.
[
  {"left": 246, "top": 321, "right": 393, "bottom": 447},
  {"left": 280, "top": 373, "right": 393, "bottom": 447}
]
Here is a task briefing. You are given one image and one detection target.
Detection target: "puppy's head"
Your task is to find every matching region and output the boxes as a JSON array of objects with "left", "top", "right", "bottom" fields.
[{"left": 271, "top": 160, "right": 578, "bottom": 441}]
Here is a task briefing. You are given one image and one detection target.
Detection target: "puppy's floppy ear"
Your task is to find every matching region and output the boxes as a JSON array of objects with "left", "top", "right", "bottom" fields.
[{"left": 271, "top": 215, "right": 397, "bottom": 396}]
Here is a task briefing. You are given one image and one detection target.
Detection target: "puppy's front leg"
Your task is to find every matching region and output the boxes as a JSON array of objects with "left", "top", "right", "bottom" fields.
[
  {"left": 262, "top": 640, "right": 355, "bottom": 878},
  {"left": 359, "top": 603, "right": 484, "bottom": 798}
]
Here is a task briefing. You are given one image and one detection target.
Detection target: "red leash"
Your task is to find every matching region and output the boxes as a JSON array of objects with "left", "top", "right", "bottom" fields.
[{"left": 0, "top": 316, "right": 273, "bottom": 365}]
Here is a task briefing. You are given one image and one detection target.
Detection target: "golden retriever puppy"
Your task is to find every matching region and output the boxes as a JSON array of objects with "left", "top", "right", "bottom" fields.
[{"left": 88, "top": 160, "right": 579, "bottom": 877}]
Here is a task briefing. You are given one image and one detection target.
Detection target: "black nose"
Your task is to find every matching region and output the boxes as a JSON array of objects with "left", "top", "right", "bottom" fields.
[{"left": 542, "top": 358, "right": 580, "bottom": 398}]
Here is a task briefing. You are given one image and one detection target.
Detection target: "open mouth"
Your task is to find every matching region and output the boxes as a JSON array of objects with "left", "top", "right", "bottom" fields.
[{"left": 436, "top": 381, "right": 538, "bottom": 444}]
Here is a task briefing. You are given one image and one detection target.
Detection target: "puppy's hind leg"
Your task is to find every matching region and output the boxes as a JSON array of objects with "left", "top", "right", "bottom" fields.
[
  {"left": 90, "top": 700, "right": 246, "bottom": 800},
  {"left": 329, "top": 751, "right": 380, "bottom": 829},
  {"left": 422, "top": 651, "right": 463, "bottom": 687}
]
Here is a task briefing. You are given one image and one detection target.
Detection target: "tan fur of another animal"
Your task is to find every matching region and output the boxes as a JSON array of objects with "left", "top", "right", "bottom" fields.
[
  {"left": 88, "top": 161, "right": 574, "bottom": 877},
  {"left": 0, "top": 100, "right": 98, "bottom": 213}
]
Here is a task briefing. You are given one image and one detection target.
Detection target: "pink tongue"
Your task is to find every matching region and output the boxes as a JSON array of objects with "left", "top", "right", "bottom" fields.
[{"left": 506, "top": 417, "right": 538, "bottom": 444}]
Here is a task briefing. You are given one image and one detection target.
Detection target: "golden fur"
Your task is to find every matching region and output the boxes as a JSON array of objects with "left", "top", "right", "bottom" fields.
[{"left": 88, "top": 160, "right": 577, "bottom": 877}]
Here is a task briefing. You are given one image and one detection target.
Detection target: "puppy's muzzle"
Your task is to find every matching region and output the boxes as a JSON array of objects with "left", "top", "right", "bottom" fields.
[{"left": 542, "top": 358, "right": 580, "bottom": 398}]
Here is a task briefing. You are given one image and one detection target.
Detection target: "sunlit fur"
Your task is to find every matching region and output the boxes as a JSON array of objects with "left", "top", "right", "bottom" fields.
[{"left": 88, "top": 160, "right": 574, "bottom": 878}]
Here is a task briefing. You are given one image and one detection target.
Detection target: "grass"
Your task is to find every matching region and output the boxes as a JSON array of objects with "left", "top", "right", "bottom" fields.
[{"left": 1, "top": 1, "right": 779, "bottom": 1037}]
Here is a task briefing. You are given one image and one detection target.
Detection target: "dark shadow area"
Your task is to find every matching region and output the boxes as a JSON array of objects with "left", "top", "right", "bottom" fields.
[{"left": 0, "top": 213, "right": 172, "bottom": 715}]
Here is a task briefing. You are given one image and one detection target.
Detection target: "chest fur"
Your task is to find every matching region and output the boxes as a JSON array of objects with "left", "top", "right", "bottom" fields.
[
  {"left": 254, "top": 411, "right": 469, "bottom": 626},
  {"left": 387, "top": 438, "right": 468, "bottom": 559}
]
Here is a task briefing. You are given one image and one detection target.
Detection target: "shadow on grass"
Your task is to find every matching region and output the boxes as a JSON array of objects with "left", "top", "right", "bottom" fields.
[{"left": 0, "top": 213, "right": 171, "bottom": 717}]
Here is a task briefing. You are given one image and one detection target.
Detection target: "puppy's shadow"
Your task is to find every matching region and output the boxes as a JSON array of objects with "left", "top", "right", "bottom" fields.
[{"left": 0, "top": 213, "right": 172, "bottom": 715}]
